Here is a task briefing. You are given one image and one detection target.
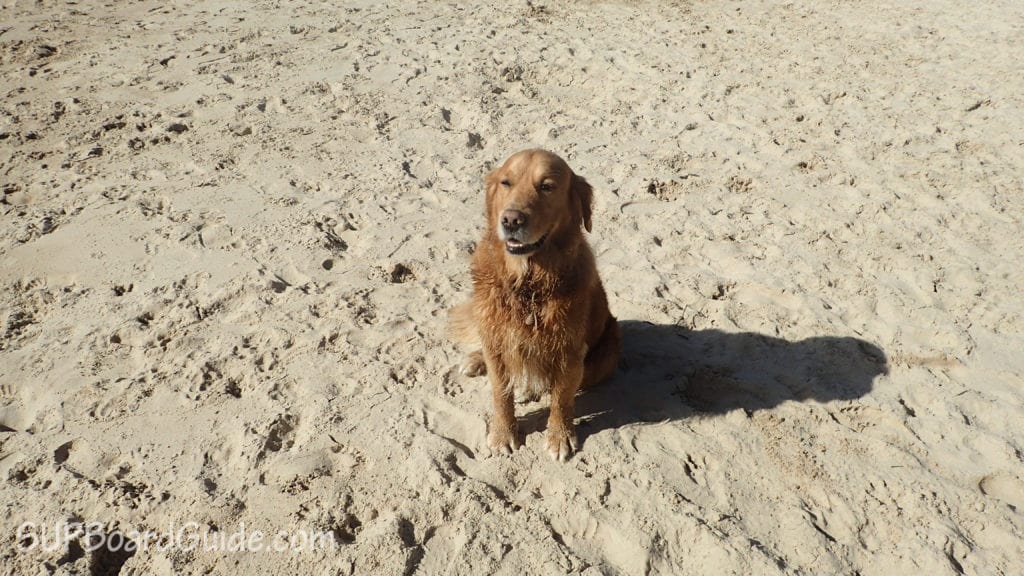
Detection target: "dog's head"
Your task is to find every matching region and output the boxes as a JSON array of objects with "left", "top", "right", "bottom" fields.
[{"left": 484, "top": 149, "right": 593, "bottom": 256}]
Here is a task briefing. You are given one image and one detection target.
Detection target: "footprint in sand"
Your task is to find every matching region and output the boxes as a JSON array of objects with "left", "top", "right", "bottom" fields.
[
  {"left": 198, "top": 429, "right": 246, "bottom": 495},
  {"left": 263, "top": 452, "right": 333, "bottom": 494},
  {"left": 979, "top": 473, "right": 1024, "bottom": 509},
  {"left": 259, "top": 413, "right": 298, "bottom": 459},
  {"left": 417, "top": 396, "right": 483, "bottom": 458},
  {"left": 197, "top": 220, "right": 236, "bottom": 249},
  {"left": 259, "top": 264, "right": 312, "bottom": 294}
]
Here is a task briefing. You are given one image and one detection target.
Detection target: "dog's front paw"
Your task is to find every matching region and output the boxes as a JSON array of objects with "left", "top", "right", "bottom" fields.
[
  {"left": 545, "top": 425, "right": 578, "bottom": 462},
  {"left": 487, "top": 421, "right": 520, "bottom": 456}
]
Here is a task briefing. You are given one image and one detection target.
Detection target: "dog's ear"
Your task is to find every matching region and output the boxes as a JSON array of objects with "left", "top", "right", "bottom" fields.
[{"left": 571, "top": 173, "right": 594, "bottom": 232}]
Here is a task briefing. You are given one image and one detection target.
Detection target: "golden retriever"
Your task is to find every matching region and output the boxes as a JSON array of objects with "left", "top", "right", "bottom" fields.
[{"left": 450, "top": 149, "right": 621, "bottom": 461}]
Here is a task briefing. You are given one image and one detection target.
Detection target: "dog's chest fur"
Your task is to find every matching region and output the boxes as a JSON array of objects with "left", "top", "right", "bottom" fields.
[
  {"left": 499, "top": 268, "right": 571, "bottom": 336},
  {"left": 495, "top": 284, "right": 564, "bottom": 398},
  {"left": 471, "top": 238, "right": 591, "bottom": 395},
  {"left": 484, "top": 267, "right": 578, "bottom": 382}
]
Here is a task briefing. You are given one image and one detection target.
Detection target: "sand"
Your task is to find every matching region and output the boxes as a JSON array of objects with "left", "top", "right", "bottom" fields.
[{"left": 2, "top": 0, "right": 1023, "bottom": 574}]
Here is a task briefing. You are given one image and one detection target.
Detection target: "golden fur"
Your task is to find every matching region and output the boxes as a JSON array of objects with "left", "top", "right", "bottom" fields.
[{"left": 450, "top": 149, "right": 621, "bottom": 461}]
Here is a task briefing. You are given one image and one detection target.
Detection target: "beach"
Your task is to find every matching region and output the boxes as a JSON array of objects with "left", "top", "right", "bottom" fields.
[{"left": 2, "top": 0, "right": 1023, "bottom": 574}]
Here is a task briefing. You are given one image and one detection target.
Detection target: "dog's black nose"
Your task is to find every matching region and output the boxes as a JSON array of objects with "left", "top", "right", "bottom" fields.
[{"left": 500, "top": 209, "right": 527, "bottom": 233}]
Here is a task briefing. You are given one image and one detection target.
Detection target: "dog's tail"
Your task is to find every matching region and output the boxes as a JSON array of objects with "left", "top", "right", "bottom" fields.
[
  {"left": 582, "top": 314, "right": 621, "bottom": 389},
  {"left": 447, "top": 301, "right": 481, "bottom": 348}
]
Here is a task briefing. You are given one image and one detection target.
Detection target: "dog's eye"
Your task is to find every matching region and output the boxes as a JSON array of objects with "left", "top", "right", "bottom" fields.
[
  {"left": 539, "top": 183, "right": 553, "bottom": 192},
  {"left": 500, "top": 179, "right": 511, "bottom": 187}
]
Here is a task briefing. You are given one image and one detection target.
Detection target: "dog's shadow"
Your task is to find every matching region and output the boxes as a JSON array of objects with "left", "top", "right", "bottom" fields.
[{"left": 524, "top": 320, "right": 889, "bottom": 442}]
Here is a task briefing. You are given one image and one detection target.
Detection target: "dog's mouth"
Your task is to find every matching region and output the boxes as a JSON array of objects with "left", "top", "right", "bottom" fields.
[{"left": 504, "top": 232, "right": 548, "bottom": 255}]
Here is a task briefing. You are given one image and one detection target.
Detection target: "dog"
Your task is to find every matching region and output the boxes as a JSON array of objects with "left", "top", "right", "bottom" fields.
[{"left": 449, "top": 149, "right": 621, "bottom": 461}]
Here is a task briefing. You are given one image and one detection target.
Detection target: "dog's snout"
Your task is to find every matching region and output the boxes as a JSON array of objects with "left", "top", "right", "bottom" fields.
[{"left": 500, "top": 209, "right": 528, "bottom": 233}]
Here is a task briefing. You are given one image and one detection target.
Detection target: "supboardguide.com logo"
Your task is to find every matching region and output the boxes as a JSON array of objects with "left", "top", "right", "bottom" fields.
[{"left": 17, "top": 520, "right": 337, "bottom": 554}]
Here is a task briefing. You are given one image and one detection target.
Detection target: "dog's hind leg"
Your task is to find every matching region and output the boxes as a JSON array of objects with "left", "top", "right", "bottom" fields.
[
  {"left": 582, "top": 315, "right": 621, "bottom": 389},
  {"left": 461, "top": 350, "right": 487, "bottom": 377},
  {"left": 448, "top": 301, "right": 487, "bottom": 377}
]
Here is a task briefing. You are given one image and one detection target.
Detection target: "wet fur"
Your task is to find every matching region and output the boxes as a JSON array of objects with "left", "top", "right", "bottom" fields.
[{"left": 449, "top": 149, "right": 621, "bottom": 460}]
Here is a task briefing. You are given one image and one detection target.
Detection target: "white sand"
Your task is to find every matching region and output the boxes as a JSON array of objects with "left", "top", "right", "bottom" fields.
[{"left": 2, "top": 0, "right": 1023, "bottom": 574}]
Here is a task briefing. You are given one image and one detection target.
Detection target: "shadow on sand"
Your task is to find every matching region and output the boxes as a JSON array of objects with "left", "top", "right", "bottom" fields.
[{"left": 526, "top": 320, "right": 888, "bottom": 443}]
